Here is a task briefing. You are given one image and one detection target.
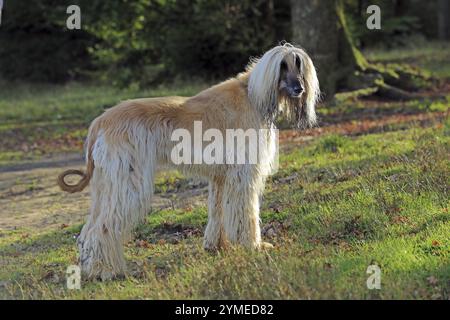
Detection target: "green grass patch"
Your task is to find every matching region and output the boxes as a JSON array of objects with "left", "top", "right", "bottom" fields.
[
  {"left": 365, "top": 41, "right": 450, "bottom": 79},
  {"left": 1, "top": 122, "right": 448, "bottom": 299},
  {"left": 0, "top": 43, "right": 448, "bottom": 299}
]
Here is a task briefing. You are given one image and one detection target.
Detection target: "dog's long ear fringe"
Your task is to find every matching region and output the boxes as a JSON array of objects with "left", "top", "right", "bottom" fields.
[
  {"left": 302, "top": 53, "right": 320, "bottom": 127},
  {"left": 57, "top": 153, "right": 94, "bottom": 193},
  {"left": 248, "top": 46, "right": 284, "bottom": 120}
]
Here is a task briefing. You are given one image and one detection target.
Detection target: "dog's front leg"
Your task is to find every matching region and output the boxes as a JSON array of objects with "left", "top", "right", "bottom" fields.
[
  {"left": 222, "top": 168, "right": 264, "bottom": 249},
  {"left": 203, "top": 178, "right": 226, "bottom": 250}
]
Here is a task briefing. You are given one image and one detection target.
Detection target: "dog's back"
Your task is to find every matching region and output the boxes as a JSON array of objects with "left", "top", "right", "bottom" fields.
[{"left": 57, "top": 76, "right": 257, "bottom": 194}]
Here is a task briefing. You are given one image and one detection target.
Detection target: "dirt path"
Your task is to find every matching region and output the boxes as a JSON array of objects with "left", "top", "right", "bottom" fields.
[{"left": 0, "top": 156, "right": 208, "bottom": 232}]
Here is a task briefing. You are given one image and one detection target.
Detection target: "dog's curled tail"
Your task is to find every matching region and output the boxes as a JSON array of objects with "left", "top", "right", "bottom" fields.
[{"left": 57, "top": 152, "right": 94, "bottom": 193}]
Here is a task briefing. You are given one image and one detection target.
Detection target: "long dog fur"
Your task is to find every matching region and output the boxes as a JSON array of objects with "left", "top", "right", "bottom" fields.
[{"left": 58, "top": 43, "right": 320, "bottom": 280}]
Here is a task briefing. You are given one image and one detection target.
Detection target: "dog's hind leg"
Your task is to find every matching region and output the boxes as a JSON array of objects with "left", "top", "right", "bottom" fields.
[
  {"left": 203, "top": 177, "right": 226, "bottom": 250},
  {"left": 78, "top": 133, "right": 155, "bottom": 280},
  {"left": 222, "top": 167, "right": 264, "bottom": 249}
]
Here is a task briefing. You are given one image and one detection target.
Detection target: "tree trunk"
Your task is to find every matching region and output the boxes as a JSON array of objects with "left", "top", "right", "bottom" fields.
[
  {"left": 290, "top": 0, "right": 365, "bottom": 99},
  {"left": 290, "top": 0, "right": 339, "bottom": 99},
  {"left": 291, "top": 0, "right": 430, "bottom": 102}
]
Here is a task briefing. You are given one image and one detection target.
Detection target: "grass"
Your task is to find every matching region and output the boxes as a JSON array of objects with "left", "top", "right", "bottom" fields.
[
  {"left": 0, "top": 41, "right": 449, "bottom": 166},
  {"left": 0, "top": 121, "right": 448, "bottom": 299},
  {"left": 0, "top": 82, "right": 208, "bottom": 166},
  {"left": 0, "top": 81, "right": 208, "bottom": 123},
  {"left": 0, "top": 42, "right": 449, "bottom": 299},
  {"left": 364, "top": 41, "right": 450, "bottom": 79}
]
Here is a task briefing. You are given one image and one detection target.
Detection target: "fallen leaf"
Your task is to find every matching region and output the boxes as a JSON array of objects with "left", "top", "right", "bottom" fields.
[
  {"left": 135, "top": 239, "right": 151, "bottom": 248},
  {"left": 431, "top": 240, "right": 441, "bottom": 247}
]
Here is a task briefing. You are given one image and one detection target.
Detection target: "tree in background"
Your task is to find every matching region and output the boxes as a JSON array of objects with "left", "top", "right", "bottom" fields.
[
  {"left": 290, "top": 1, "right": 339, "bottom": 98},
  {"left": 0, "top": 0, "right": 95, "bottom": 82},
  {"left": 0, "top": 0, "right": 445, "bottom": 87},
  {"left": 291, "top": 0, "right": 433, "bottom": 101},
  {"left": 84, "top": 0, "right": 292, "bottom": 87}
]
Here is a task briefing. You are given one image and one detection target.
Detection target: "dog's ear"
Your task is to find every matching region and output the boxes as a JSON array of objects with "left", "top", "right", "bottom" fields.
[
  {"left": 302, "top": 53, "right": 320, "bottom": 126},
  {"left": 247, "top": 47, "right": 283, "bottom": 122}
]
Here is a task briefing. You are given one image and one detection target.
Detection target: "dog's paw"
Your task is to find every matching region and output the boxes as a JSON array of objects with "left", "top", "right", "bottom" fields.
[
  {"left": 204, "top": 245, "right": 219, "bottom": 253},
  {"left": 259, "top": 241, "right": 274, "bottom": 250},
  {"left": 204, "top": 243, "right": 228, "bottom": 253}
]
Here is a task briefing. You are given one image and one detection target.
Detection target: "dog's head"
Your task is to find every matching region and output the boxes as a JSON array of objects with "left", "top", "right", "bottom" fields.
[{"left": 248, "top": 43, "right": 320, "bottom": 128}]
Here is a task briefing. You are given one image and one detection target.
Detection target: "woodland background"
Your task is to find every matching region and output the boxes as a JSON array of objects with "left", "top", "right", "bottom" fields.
[{"left": 1, "top": 0, "right": 449, "bottom": 93}]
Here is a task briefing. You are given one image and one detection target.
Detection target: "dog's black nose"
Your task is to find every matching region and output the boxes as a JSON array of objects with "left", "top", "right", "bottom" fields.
[{"left": 293, "top": 85, "right": 303, "bottom": 96}]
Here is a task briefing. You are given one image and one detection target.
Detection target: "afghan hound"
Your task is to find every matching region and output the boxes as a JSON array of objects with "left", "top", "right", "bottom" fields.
[{"left": 58, "top": 43, "right": 320, "bottom": 280}]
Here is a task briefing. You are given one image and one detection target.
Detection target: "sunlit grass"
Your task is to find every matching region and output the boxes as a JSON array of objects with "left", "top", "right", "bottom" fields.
[
  {"left": 1, "top": 123, "right": 448, "bottom": 299},
  {"left": 365, "top": 41, "right": 450, "bottom": 79},
  {"left": 0, "top": 81, "right": 208, "bottom": 124},
  {"left": 0, "top": 43, "right": 448, "bottom": 299}
]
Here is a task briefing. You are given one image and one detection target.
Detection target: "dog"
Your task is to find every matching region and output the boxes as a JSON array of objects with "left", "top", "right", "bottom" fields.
[{"left": 58, "top": 43, "right": 320, "bottom": 280}]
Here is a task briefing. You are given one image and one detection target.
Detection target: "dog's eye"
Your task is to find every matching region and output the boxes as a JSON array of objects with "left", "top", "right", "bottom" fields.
[
  {"left": 280, "top": 61, "right": 287, "bottom": 71},
  {"left": 295, "top": 55, "right": 301, "bottom": 70}
]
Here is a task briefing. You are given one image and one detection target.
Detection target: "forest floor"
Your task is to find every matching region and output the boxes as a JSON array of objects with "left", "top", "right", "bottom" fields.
[{"left": 0, "top": 42, "right": 449, "bottom": 299}]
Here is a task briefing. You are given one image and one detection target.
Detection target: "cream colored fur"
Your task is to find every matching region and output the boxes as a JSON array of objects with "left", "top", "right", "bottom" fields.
[{"left": 58, "top": 43, "right": 320, "bottom": 280}]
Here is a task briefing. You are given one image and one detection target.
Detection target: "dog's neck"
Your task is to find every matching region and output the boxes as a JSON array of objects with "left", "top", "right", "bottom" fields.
[{"left": 236, "top": 70, "right": 251, "bottom": 87}]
